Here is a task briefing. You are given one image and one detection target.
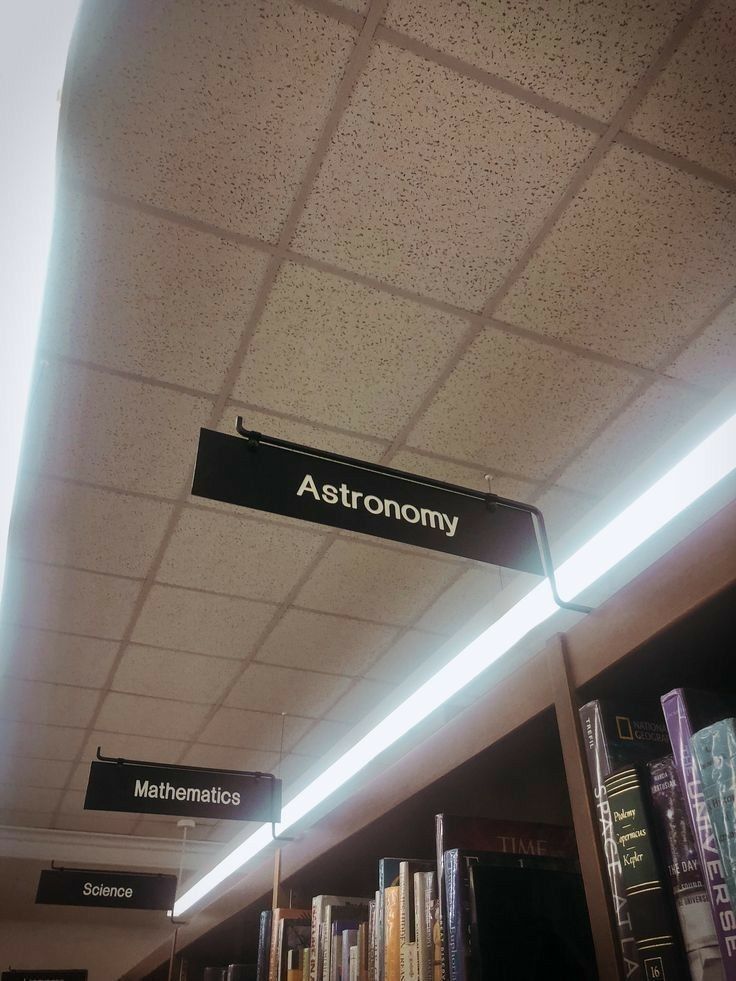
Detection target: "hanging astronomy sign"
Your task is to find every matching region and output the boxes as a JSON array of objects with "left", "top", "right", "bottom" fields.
[{"left": 191, "top": 423, "right": 544, "bottom": 575}]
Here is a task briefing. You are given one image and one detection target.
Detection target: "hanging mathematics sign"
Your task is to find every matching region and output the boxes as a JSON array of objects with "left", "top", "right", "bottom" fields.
[
  {"left": 191, "top": 427, "right": 544, "bottom": 575},
  {"left": 1, "top": 973, "right": 87, "bottom": 981},
  {"left": 36, "top": 868, "right": 176, "bottom": 910},
  {"left": 84, "top": 759, "right": 281, "bottom": 822}
]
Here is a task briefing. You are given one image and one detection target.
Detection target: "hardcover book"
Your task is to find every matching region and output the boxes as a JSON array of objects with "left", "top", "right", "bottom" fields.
[
  {"left": 258, "top": 910, "right": 273, "bottom": 981},
  {"left": 434, "top": 813, "right": 576, "bottom": 981},
  {"left": 692, "top": 720, "right": 736, "bottom": 910},
  {"left": 579, "top": 698, "right": 670, "bottom": 978},
  {"left": 327, "top": 909, "right": 370, "bottom": 981},
  {"left": 648, "top": 755, "right": 724, "bottom": 980},
  {"left": 414, "top": 871, "right": 436, "bottom": 981},
  {"left": 399, "top": 861, "right": 435, "bottom": 981},
  {"left": 444, "top": 848, "right": 576, "bottom": 981},
  {"left": 662, "top": 688, "right": 736, "bottom": 977},
  {"left": 605, "top": 765, "right": 689, "bottom": 980},
  {"left": 270, "top": 910, "right": 310, "bottom": 981},
  {"left": 311, "top": 897, "right": 369, "bottom": 981},
  {"left": 468, "top": 860, "right": 596, "bottom": 979},
  {"left": 384, "top": 886, "right": 400, "bottom": 981}
]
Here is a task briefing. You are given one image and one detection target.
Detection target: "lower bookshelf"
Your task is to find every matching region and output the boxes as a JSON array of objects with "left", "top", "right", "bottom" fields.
[{"left": 128, "top": 498, "right": 736, "bottom": 981}]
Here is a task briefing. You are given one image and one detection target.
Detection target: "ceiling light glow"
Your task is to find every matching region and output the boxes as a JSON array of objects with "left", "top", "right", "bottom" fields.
[{"left": 173, "top": 409, "right": 736, "bottom": 918}]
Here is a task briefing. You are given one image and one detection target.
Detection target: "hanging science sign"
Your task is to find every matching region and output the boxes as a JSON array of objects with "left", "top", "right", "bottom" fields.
[
  {"left": 36, "top": 868, "right": 177, "bottom": 911},
  {"left": 191, "top": 424, "right": 544, "bottom": 576}
]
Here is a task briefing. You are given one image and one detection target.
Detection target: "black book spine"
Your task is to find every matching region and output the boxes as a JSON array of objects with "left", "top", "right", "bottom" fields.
[
  {"left": 257, "top": 910, "right": 273, "bottom": 981},
  {"left": 605, "top": 765, "right": 690, "bottom": 981}
]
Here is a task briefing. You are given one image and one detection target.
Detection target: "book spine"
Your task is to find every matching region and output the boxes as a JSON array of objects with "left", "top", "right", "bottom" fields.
[
  {"left": 648, "top": 755, "right": 723, "bottom": 980},
  {"left": 368, "top": 896, "right": 377, "bottom": 981},
  {"left": 342, "top": 931, "right": 358, "bottom": 981},
  {"left": 384, "top": 887, "right": 400, "bottom": 981},
  {"left": 350, "top": 947, "right": 358, "bottom": 981},
  {"left": 414, "top": 873, "right": 429, "bottom": 981},
  {"left": 663, "top": 690, "right": 736, "bottom": 975},
  {"left": 399, "top": 862, "right": 410, "bottom": 981},
  {"left": 605, "top": 766, "right": 689, "bottom": 980},
  {"left": 443, "top": 851, "right": 465, "bottom": 981},
  {"left": 434, "top": 815, "right": 449, "bottom": 981},
  {"left": 580, "top": 700, "right": 642, "bottom": 977},
  {"left": 258, "top": 910, "right": 273, "bottom": 981},
  {"left": 269, "top": 914, "right": 281, "bottom": 981},
  {"left": 430, "top": 896, "right": 441, "bottom": 981},
  {"left": 310, "top": 900, "right": 321, "bottom": 981},
  {"left": 323, "top": 909, "right": 333, "bottom": 981},
  {"left": 692, "top": 721, "right": 736, "bottom": 910}
]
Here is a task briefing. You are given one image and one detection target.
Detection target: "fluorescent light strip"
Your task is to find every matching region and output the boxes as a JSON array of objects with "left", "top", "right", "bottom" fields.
[{"left": 174, "top": 410, "right": 736, "bottom": 917}]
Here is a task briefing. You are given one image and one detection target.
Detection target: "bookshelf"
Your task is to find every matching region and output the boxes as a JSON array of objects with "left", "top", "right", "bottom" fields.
[{"left": 129, "top": 497, "right": 736, "bottom": 981}]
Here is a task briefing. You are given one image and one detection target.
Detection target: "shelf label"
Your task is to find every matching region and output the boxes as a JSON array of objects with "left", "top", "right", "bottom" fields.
[
  {"left": 35, "top": 869, "right": 176, "bottom": 910},
  {"left": 191, "top": 428, "right": 543, "bottom": 574},
  {"left": 84, "top": 760, "right": 281, "bottom": 821}
]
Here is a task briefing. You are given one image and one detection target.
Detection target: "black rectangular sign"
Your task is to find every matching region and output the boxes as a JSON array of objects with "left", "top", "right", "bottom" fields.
[
  {"left": 191, "top": 428, "right": 543, "bottom": 575},
  {"left": 84, "top": 759, "right": 281, "bottom": 821},
  {"left": 35, "top": 869, "right": 176, "bottom": 910},
  {"left": 2, "top": 974, "right": 87, "bottom": 981}
]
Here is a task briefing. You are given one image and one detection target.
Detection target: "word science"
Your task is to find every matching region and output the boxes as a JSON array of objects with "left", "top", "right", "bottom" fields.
[{"left": 191, "top": 428, "right": 544, "bottom": 574}]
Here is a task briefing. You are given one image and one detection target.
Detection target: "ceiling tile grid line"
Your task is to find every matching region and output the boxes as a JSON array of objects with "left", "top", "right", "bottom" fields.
[
  {"left": 530, "top": 282, "right": 736, "bottom": 500},
  {"left": 374, "top": 0, "right": 716, "bottom": 471},
  {"left": 617, "top": 131, "right": 736, "bottom": 194},
  {"left": 47, "top": 0, "right": 393, "bottom": 825},
  {"left": 283, "top": 561, "right": 472, "bottom": 739},
  {"left": 290, "top": 0, "right": 735, "bottom": 195},
  {"left": 372, "top": 24, "right": 607, "bottom": 135},
  {"left": 478, "top": 0, "right": 714, "bottom": 317},
  {"left": 66, "top": 179, "right": 717, "bottom": 398}
]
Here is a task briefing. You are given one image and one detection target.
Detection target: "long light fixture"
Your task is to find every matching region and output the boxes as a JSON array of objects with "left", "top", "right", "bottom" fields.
[
  {"left": 0, "top": 1, "right": 81, "bottom": 597},
  {"left": 174, "top": 409, "right": 736, "bottom": 917}
]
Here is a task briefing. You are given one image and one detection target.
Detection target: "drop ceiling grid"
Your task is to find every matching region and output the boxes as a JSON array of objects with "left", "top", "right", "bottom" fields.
[{"left": 2, "top": 0, "right": 732, "bottom": 840}]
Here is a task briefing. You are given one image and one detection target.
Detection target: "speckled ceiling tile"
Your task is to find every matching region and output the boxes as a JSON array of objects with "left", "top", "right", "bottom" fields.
[
  {"left": 8, "top": 479, "right": 172, "bottom": 579},
  {"left": 405, "top": 326, "right": 642, "bottom": 481},
  {"left": 1, "top": 560, "right": 140, "bottom": 640},
  {"left": 384, "top": 0, "right": 690, "bottom": 119},
  {"left": 556, "top": 380, "right": 708, "bottom": 497},
  {"left": 666, "top": 300, "right": 736, "bottom": 391},
  {"left": 628, "top": 0, "right": 736, "bottom": 180},
  {"left": 294, "top": 537, "right": 459, "bottom": 626},
  {"left": 496, "top": 144, "right": 736, "bottom": 369},
  {"left": 42, "top": 192, "right": 271, "bottom": 393},
  {"left": 157, "top": 506, "right": 326, "bottom": 602},
  {"left": 28, "top": 361, "right": 213, "bottom": 499},
  {"left": 291, "top": 41, "right": 594, "bottom": 309},
  {"left": 332, "top": 0, "right": 369, "bottom": 12},
  {"left": 232, "top": 261, "right": 469, "bottom": 437},
  {"left": 64, "top": 0, "right": 356, "bottom": 241},
  {"left": 389, "top": 448, "right": 539, "bottom": 501}
]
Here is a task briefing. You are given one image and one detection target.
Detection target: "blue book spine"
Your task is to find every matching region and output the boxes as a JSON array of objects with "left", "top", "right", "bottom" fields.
[
  {"left": 443, "top": 850, "right": 465, "bottom": 981},
  {"left": 692, "top": 720, "right": 736, "bottom": 911}
]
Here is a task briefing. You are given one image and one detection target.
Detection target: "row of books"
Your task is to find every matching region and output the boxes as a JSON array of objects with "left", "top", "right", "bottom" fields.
[
  {"left": 255, "top": 813, "right": 597, "bottom": 981},
  {"left": 581, "top": 688, "right": 736, "bottom": 981}
]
